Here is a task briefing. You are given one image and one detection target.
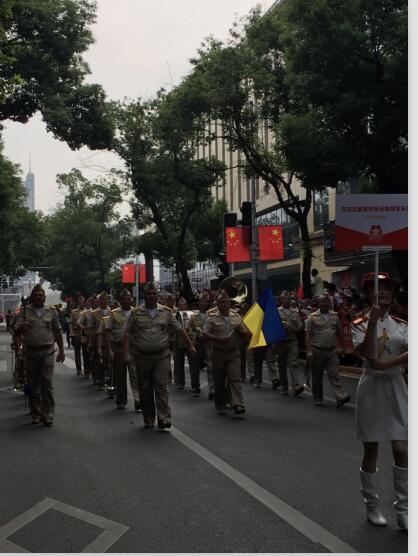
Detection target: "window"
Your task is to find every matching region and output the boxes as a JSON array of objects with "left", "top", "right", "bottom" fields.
[{"left": 314, "top": 190, "right": 329, "bottom": 230}]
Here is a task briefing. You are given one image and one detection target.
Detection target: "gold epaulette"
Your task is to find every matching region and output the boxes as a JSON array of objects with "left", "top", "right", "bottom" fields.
[
  {"left": 391, "top": 315, "right": 407, "bottom": 325},
  {"left": 352, "top": 315, "right": 368, "bottom": 325}
]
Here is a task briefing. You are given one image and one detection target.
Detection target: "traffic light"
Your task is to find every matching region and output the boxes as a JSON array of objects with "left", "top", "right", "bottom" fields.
[
  {"left": 240, "top": 201, "right": 252, "bottom": 243},
  {"left": 217, "top": 252, "right": 229, "bottom": 280}
]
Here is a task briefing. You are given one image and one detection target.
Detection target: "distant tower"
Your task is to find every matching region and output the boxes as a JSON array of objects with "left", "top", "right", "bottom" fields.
[{"left": 23, "top": 156, "right": 35, "bottom": 211}]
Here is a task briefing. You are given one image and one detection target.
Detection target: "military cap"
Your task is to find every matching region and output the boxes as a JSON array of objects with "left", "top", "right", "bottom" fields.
[
  {"left": 118, "top": 288, "right": 132, "bottom": 299},
  {"left": 144, "top": 281, "right": 157, "bottom": 292},
  {"left": 30, "top": 284, "right": 45, "bottom": 298}
]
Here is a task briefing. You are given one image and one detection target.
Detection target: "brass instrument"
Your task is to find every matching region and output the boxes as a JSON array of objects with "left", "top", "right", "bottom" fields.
[{"left": 219, "top": 277, "right": 248, "bottom": 306}]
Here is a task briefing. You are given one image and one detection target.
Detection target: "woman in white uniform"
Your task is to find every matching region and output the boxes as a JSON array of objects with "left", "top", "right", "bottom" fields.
[{"left": 351, "top": 273, "right": 408, "bottom": 530}]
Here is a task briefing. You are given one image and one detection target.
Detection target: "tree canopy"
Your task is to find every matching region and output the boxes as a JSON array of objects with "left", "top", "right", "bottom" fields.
[
  {"left": 41, "top": 169, "right": 134, "bottom": 297},
  {"left": 0, "top": 0, "right": 114, "bottom": 149},
  {"left": 113, "top": 93, "right": 226, "bottom": 300},
  {"left": 0, "top": 141, "right": 47, "bottom": 280}
]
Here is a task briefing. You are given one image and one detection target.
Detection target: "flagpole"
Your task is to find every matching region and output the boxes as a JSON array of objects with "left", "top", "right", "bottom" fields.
[{"left": 251, "top": 176, "right": 258, "bottom": 303}]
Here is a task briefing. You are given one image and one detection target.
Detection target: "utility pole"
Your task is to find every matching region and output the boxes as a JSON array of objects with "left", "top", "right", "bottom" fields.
[{"left": 251, "top": 176, "right": 259, "bottom": 302}]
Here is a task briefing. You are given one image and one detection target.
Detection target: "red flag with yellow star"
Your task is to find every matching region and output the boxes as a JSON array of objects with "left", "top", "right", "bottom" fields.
[
  {"left": 121, "top": 264, "right": 147, "bottom": 283},
  {"left": 258, "top": 225, "right": 284, "bottom": 261},
  {"left": 225, "top": 227, "right": 251, "bottom": 262}
]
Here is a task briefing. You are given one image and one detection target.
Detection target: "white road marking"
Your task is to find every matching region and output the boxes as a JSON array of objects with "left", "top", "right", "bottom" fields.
[
  {"left": 171, "top": 427, "right": 356, "bottom": 553},
  {"left": 0, "top": 497, "right": 129, "bottom": 553}
]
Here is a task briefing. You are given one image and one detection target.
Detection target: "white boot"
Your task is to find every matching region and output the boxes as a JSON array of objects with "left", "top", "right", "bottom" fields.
[
  {"left": 393, "top": 465, "right": 408, "bottom": 531},
  {"left": 360, "top": 468, "right": 387, "bottom": 526}
]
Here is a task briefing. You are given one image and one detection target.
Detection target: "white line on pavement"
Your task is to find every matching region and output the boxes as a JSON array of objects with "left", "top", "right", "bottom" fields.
[{"left": 171, "top": 426, "right": 356, "bottom": 553}]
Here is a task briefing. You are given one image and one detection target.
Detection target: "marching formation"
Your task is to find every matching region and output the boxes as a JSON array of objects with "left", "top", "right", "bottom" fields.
[{"left": 7, "top": 272, "right": 408, "bottom": 531}]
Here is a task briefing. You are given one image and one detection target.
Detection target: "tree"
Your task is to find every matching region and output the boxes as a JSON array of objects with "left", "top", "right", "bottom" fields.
[
  {"left": 114, "top": 94, "right": 225, "bottom": 300},
  {"left": 276, "top": 0, "right": 407, "bottom": 286},
  {"left": 176, "top": 9, "right": 318, "bottom": 296},
  {"left": 0, "top": 140, "right": 47, "bottom": 279},
  {"left": 41, "top": 169, "right": 134, "bottom": 296},
  {"left": 0, "top": 0, "right": 114, "bottom": 150}
]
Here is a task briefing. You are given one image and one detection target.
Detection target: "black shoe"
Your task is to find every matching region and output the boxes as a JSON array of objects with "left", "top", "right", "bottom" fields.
[
  {"left": 272, "top": 379, "right": 280, "bottom": 390},
  {"left": 116, "top": 403, "right": 126, "bottom": 409},
  {"left": 314, "top": 399, "right": 323, "bottom": 406},
  {"left": 31, "top": 417, "right": 41, "bottom": 425},
  {"left": 216, "top": 408, "right": 226, "bottom": 415},
  {"left": 253, "top": 383, "right": 261, "bottom": 389},
  {"left": 281, "top": 389, "right": 289, "bottom": 396},
  {"left": 294, "top": 385, "right": 304, "bottom": 396},
  {"left": 134, "top": 401, "right": 141, "bottom": 412},
  {"left": 208, "top": 392, "right": 215, "bottom": 400},
  {"left": 43, "top": 419, "right": 53, "bottom": 427},
  {"left": 176, "top": 384, "right": 185, "bottom": 390},
  {"left": 234, "top": 405, "right": 246, "bottom": 415},
  {"left": 144, "top": 422, "right": 154, "bottom": 429},
  {"left": 157, "top": 420, "right": 171, "bottom": 430},
  {"left": 192, "top": 389, "right": 200, "bottom": 397},
  {"left": 337, "top": 395, "right": 351, "bottom": 407},
  {"left": 249, "top": 376, "right": 255, "bottom": 383}
]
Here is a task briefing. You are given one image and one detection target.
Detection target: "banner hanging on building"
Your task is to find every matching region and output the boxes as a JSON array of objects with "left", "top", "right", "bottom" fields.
[
  {"left": 258, "top": 225, "right": 284, "bottom": 261},
  {"left": 225, "top": 227, "right": 251, "bottom": 263},
  {"left": 335, "top": 194, "right": 408, "bottom": 251},
  {"left": 121, "top": 263, "right": 147, "bottom": 284}
]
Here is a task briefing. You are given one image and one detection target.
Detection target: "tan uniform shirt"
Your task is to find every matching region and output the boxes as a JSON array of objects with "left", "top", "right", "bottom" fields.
[
  {"left": 91, "top": 308, "right": 110, "bottom": 336},
  {"left": 70, "top": 308, "right": 82, "bottom": 336},
  {"left": 278, "top": 307, "right": 303, "bottom": 340},
  {"left": 187, "top": 311, "right": 208, "bottom": 344},
  {"left": 106, "top": 307, "right": 133, "bottom": 344},
  {"left": 14, "top": 305, "right": 61, "bottom": 347},
  {"left": 204, "top": 309, "right": 247, "bottom": 353},
  {"left": 174, "top": 310, "right": 193, "bottom": 348},
  {"left": 305, "top": 309, "right": 342, "bottom": 349},
  {"left": 126, "top": 303, "right": 182, "bottom": 353}
]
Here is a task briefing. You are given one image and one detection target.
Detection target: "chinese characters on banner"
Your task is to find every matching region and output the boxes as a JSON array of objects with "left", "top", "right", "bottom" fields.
[
  {"left": 335, "top": 194, "right": 408, "bottom": 251},
  {"left": 121, "top": 263, "right": 147, "bottom": 284}
]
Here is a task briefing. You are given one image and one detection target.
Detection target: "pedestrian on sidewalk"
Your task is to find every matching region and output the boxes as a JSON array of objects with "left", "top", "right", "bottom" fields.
[
  {"left": 13, "top": 284, "right": 65, "bottom": 426},
  {"left": 351, "top": 273, "right": 408, "bottom": 531},
  {"left": 305, "top": 290, "right": 350, "bottom": 407}
]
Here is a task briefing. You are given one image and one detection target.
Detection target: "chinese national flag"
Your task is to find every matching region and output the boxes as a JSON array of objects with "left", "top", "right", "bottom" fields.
[
  {"left": 121, "top": 264, "right": 147, "bottom": 283},
  {"left": 258, "top": 225, "right": 284, "bottom": 261},
  {"left": 225, "top": 227, "right": 251, "bottom": 262}
]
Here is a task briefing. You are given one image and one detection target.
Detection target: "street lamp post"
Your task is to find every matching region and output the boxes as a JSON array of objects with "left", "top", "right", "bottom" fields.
[{"left": 251, "top": 176, "right": 259, "bottom": 302}]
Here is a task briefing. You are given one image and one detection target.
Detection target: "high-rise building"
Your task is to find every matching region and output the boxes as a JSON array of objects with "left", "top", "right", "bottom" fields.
[{"left": 23, "top": 161, "right": 35, "bottom": 211}]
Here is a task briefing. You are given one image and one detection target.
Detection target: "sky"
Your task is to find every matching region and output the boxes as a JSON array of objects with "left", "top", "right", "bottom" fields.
[{"left": 2, "top": 0, "right": 267, "bottom": 214}]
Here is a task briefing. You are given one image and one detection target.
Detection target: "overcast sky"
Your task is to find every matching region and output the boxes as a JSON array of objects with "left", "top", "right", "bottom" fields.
[{"left": 3, "top": 0, "right": 265, "bottom": 213}]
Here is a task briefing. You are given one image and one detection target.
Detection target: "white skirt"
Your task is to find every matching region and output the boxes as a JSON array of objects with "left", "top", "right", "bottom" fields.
[{"left": 355, "top": 369, "right": 408, "bottom": 442}]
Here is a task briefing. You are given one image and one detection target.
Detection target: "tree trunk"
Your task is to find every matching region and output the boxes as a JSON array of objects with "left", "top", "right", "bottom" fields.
[
  {"left": 177, "top": 260, "right": 194, "bottom": 302},
  {"left": 299, "top": 217, "right": 313, "bottom": 299}
]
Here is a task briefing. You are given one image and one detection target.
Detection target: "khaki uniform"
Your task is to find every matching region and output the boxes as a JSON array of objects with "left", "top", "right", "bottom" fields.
[
  {"left": 173, "top": 310, "right": 193, "bottom": 387},
  {"left": 126, "top": 304, "right": 182, "bottom": 426},
  {"left": 92, "top": 307, "right": 110, "bottom": 386},
  {"left": 186, "top": 311, "right": 214, "bottom": 395},
  {"left": 204, "top": 309, "right": 246, "bottom": 410},
  {"left": 305, "top": 309, "right": 348, "bottom": 402},
  {"left": 70, "top": 308, "right": 83, "bottom": 374},
  {"left": 106, "top": 307, "right": 140, "bottom": 407},
  {"left": 78, "top": 309, "right": 93, "bottom": 378},
  {"left": 277, "top": 307, "right": 303, "bottom": 393},
  {"left": 14, "top": 305, "right": 61, "bottom": 422}
]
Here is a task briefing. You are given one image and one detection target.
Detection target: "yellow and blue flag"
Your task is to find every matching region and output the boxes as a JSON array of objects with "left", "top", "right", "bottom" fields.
[{"left": 243, "top": 288, "right": 286, "bottom": 349}]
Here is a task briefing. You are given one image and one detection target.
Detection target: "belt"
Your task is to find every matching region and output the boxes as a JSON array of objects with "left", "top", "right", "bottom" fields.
[
  {"left": 213, "top": 347, "right": 239, "bottom": 354},
  {"left": 312, "top": 345, "right": 335, "bottom": 351},
  {"left": 364, "top": 367, "right": 403, "bottom": 377},
  {"left": 136, "top": 348, "right": 168, "bottom": 355},
  {"left": 26, "top": 344, "right": 53, "bottom": 351}
]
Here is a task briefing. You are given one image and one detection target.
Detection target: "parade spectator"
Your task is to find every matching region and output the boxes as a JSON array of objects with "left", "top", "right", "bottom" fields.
[{"left": 311, "top": 269, "right": 323, "bottom": 297}]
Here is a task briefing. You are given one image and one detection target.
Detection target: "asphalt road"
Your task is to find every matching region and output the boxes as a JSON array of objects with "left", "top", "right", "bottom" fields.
[{"left": 0, "top": 330, "right": 408, "bottom": 553}]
